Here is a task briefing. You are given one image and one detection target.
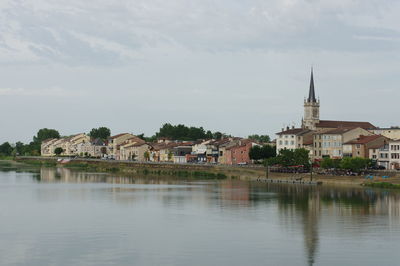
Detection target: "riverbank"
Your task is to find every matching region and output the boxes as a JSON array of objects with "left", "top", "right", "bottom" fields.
[{"left": 12, "top": 156, "right": 400, "bottom": 187}]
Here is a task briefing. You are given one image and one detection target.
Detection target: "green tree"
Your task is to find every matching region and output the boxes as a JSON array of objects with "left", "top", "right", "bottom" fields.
[
  {"left": 249, "top": 146, "right": 262, "bottom": 160},
  {"left": 144, "top": 151, "right": 150, "bottom": 161},
  {"left": 340, "top": 157, "right": 371, "bottom": 172},
  {"left": 0, "top": 142, "right": 13, "bottom": 156},
  {"left": 249, "top": 145, "right": 276, "bottom": 161},
  {"left": 213, "top": 132, "right": 223, "bottom": 140},
  {"left": 54, "top": 147, "right": 63, "bottom": 155},
  {"left": 89, "top": 127, "right": 111, "bottom": 140},
  {"left": 14, "top": 141, "right": 25, "bottom": 155},
  {"left": 271, "top": 148, "right": 310, "bottom": 168},
  {"left": 320, "top": 157, "right": 342, "bottom": 169},
  {"left": 33, "top": 128, "right": 60, "bottom": 143},
  {"left": 248, "top": 134, "right": 271, "bottom": 143}
]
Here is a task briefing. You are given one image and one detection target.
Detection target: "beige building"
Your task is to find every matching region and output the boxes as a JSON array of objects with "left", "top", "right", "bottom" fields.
[
  {"left": 76, "top": 139, "right": 107, "bottom": 158},
  {"left": 159, "top": 143, "right": 180, "bottom": 162},
  {"left": 313, "top": 127, "right": 372, "bottom": 159},
  {"left": 120, "top": 142, "right": 150, "bottom": 162},
  {"left": 342, "top": 135, "right": 387, "bottom": 159},
  {"left": 41, "top": 138, "right": 59, "bottom": 156},
  {"left": 108, "top": 133, "right": 138, "bottom": 159},
  {"left": 368, "top": 143, "right": 390, "bottom": 169},
  {"left": 371, "top": 127, "right": 400, "bottom": 140},
  {"left": 276, "top": 127, "right": 314, "bottom": 153},
  {"left": 41, "top": 133, "right": 90, "bottom": 156}
]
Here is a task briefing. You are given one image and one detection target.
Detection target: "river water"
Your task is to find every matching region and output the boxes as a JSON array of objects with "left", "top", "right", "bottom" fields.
[{"left": 1, "top": 162, "right": 400, "bottom": 266}]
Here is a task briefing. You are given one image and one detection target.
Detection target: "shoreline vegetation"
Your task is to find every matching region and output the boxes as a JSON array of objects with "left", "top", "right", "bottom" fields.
[
  {"left": 4, "top": 157, "right": 400, "bottom": 188},
  {"left": 13, "top": 157, "right": 229, "bottom": 180}
]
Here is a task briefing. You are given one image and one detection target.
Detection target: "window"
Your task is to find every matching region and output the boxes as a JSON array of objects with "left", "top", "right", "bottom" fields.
[
  {"left": 290, "top": 141, "right": 294, "bottom": 145},
  {"left": 279, "top": 141, "right": 282, "bottom": 145},
  {"left": 285, "top": 141, "right": 288, "bottom": 145}
]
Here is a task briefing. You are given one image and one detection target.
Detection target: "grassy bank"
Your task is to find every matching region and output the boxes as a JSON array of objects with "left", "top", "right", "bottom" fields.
[
  {"left": 0, "top": 156, "right": 13, "bottom": 160},
  {"left": 15, "top": 158, "right": 228, "bottom": 180},
  {"left": 363, "top": 182, "right": 400, "bottom": 189},
  {"left": 14, "top": 157, "right": 400, "bottom": 186}
]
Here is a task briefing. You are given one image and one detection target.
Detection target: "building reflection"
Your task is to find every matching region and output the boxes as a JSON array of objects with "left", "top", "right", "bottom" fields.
[{"left": 36, "top": 167, "right": 400, "bottom": 265}]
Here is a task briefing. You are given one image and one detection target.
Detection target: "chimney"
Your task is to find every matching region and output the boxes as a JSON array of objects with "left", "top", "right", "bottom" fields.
[
  {"left": 286, "top": 126, "right": 289, "bottom": 131},
  {"left": 292, "top": 125, "right": 295, "bottom": 129}
]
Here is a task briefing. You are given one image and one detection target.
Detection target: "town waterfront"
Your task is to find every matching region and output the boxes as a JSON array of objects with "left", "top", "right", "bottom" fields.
[{"left": 1, "top": 162, "right": 400, "bottom": 266}]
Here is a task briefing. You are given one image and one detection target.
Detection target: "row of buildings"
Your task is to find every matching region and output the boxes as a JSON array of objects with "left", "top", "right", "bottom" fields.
[
  {"left": 276, "top": 69, "right": 400, "bottom": 170},
  {"left": 41, "top": 133, "right": 262, "bottom": 165}
]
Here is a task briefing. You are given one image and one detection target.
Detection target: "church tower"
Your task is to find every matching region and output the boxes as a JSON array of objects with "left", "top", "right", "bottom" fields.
[{"left": 303, "top": 68, "right": 320, "bottom": 130}]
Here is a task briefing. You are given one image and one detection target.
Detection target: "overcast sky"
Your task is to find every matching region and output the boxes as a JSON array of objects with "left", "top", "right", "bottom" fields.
[{"left": 1, "top": 0, "right": 400, "bottom": 143}]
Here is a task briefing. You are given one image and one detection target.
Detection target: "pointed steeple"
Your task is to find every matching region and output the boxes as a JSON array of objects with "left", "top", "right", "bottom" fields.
[{"left": 308, "top": 68, "right": 317, "bottom": 103}]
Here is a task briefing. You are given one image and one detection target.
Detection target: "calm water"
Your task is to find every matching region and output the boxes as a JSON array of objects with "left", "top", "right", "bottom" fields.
[{"left": 1, "top": 162, "right": 400, "bottom": 266}]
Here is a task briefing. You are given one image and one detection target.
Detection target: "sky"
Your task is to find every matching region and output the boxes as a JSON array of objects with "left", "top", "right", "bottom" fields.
[{"left": 1, "top": 0, "right": 400, "bottom": 143}]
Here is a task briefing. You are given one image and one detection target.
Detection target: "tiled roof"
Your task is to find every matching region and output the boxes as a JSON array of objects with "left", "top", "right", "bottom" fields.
[
  {"left": 316, "top": 120, "right": 376, "bottom": 129},
  {"left": 277, "top": 128, "right": 312, "bottom": 136},
  {"left": 344, "top": 135, "right": 383, "bottom": 145},
  {"left": 322, "top": 127, "right": 357, "bottom": 134},
  {"left": 109, "top": 133, "right": 130, "bottom": 139},
  {"left": 122, "top": 141, "right": 148, "bottom": 148}
]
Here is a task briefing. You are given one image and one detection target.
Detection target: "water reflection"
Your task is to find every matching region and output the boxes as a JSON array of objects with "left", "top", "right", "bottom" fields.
[{"left": 2, "top": 165, "right": 400, "bottom": 266}]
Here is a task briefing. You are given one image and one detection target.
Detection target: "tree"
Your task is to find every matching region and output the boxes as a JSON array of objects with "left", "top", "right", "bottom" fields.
[
  {"left": 213, "top": 132, "right": 223, "bottom": 140},
  {"left": 144, "top": 151, "right": 150, "bottom": 161},
  {"left": 33, "top": 128, "right": 60, "bottom": 143},
  {"left": 0, "top": 142, "right": 13, "bottom": 156},
  {"left": 320, "top": 157, "right": 341, "bottom": 169},
  {"left": 14, "top": 142, "right": 25, "bottom": 155},
  {"left": 249, "top": 145, "right": 276, "bottom": 161},
  {"left": 54, "top": 147, "right": 63, "bottom": 155},
  {"left": 89, "top": 127, "right": 111, "bottom": 140},
  {"left": 248, "top": 134, "right": 271, "bottom": 143},
  {"left": 271, "top": 148, "right": 310, "bottom": 168},
  {"left": 249, "top": 146, "right": 262, "bottom": 160},
  {"left": 340, "top": 157, "right": 371, "bottom": 172}
]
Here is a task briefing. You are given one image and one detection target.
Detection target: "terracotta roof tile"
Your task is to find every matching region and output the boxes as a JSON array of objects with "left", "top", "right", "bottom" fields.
[
  {"left": 316, "top": 120, "right": 376, "bottom": 129},
  {"left": 344, "top": 135, "right": 384, "bottom": 145}
]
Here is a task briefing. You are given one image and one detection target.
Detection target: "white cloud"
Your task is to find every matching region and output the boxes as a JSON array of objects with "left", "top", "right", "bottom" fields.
[{"left": 0, "top": 0, "right": 400, "bottom": 65}]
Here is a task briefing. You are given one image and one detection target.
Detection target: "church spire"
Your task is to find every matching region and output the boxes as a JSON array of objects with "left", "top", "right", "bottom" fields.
[{"left": 308, "top": 68, "right": 317, "bottom": 103}]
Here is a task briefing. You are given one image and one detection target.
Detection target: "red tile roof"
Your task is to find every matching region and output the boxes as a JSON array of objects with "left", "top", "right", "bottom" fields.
[
  {"left": 344, "top": 135, "right": 384, "bottom": 145},
  {"left": 316, "top": 120, "right": 376, "bottom": 129},
  {"left": 276, "top": 128, "right": 312, "bottom": 135},
  {"left": 322, "top": 127, "right": 358, "bottom": 134}
]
